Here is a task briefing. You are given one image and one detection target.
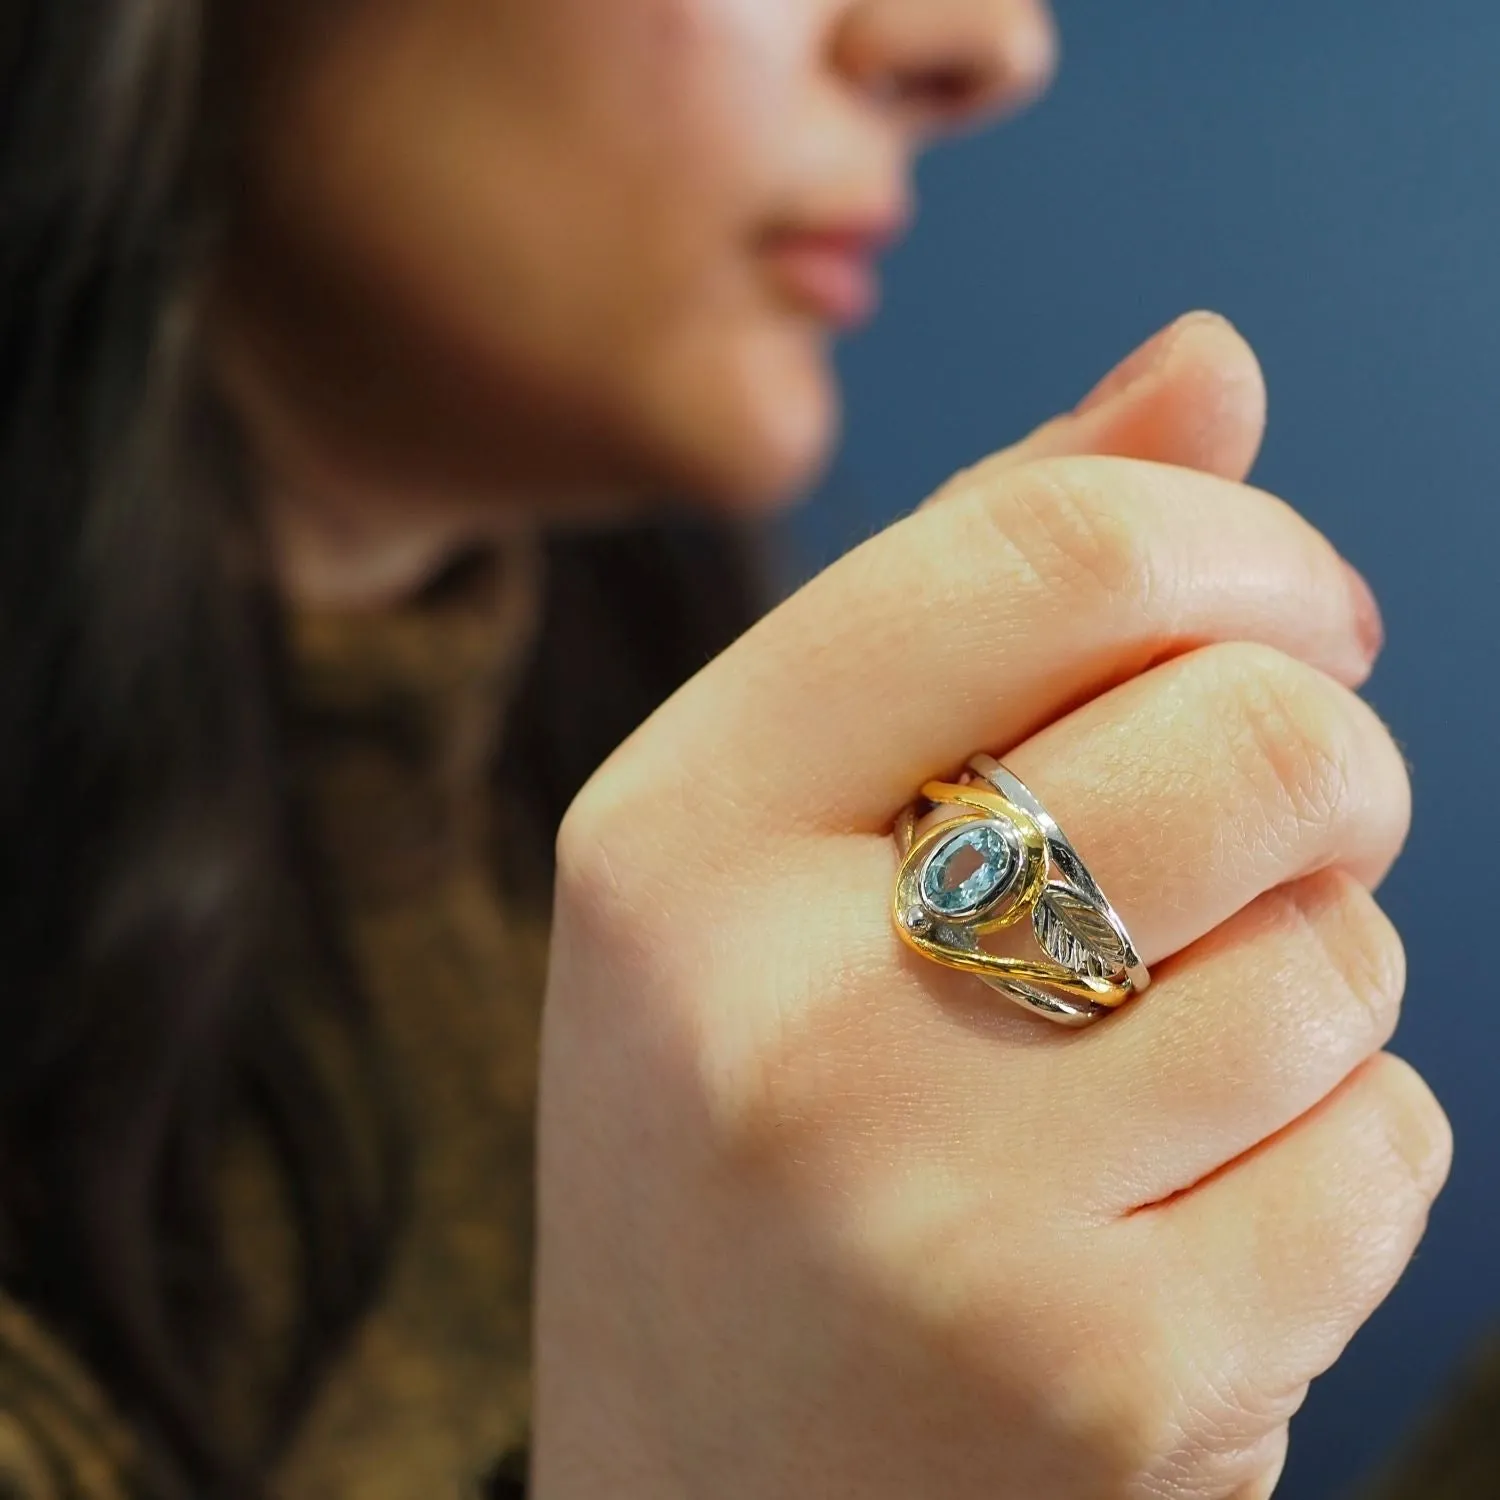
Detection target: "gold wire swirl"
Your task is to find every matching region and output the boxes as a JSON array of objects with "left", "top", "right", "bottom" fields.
[{"left": 893, "top": 779, "right": 1135, "bottom": 1013}]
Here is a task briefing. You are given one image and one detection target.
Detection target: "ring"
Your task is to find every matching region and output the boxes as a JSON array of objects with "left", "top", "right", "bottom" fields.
[{"left": 892, "top": 755, "right": 1150, "bottom": 1027}]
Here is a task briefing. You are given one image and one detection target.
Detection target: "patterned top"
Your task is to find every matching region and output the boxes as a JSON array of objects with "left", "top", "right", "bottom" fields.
[{"left": 0, "top": 540, "right": 548, "bottom": 1499}]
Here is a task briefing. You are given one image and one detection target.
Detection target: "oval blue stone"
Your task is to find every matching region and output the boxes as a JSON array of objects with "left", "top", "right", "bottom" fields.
[{"left": 920, "top": 824, "right": 1016, "bottom": 919}]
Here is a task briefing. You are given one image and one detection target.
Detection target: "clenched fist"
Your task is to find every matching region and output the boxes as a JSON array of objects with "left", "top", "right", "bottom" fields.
[{"left": 531, "top": 316, "right": 1450, "bottom": 1500}]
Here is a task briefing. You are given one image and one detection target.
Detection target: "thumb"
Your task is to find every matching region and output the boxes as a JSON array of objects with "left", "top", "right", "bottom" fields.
[{"left": 990, "top": 311, "right": 1268, "bottom": 483}]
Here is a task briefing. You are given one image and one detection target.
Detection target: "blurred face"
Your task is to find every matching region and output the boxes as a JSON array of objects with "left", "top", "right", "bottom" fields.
[{"left": 225, "top": 0, "right": 1055, "bottom": 517}]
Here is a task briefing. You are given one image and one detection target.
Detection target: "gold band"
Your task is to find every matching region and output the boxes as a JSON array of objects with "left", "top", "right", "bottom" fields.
[{"left": 893, "top": 769, "right": 1143, "bottom": 1024}]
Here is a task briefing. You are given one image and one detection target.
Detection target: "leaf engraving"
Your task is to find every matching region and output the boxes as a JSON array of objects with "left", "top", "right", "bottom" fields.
[{"left": 1033, "top": 885, "right": 1129, "bottom": 979}]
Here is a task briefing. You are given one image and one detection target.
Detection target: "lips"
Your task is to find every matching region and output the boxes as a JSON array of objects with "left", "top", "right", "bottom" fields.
[{"left": 759, "top": 211, "right": 908, "bottom": 329}]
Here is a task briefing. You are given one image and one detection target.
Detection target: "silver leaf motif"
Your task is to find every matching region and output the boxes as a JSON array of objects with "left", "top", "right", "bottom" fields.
[{"left": 1033, "top": 885, "right": 1129, "bottom": 979}]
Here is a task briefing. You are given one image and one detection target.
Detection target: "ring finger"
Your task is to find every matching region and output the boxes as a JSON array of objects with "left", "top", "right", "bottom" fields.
[
  {"left": 962, "top": 640, "right": 1410, "bottom": 1198},
  {"left": 998, "top": 639, "right": 1410, "bottom": 967},
  {"left": 731, "top": 639, "right": 1409, "bottom": 1194}
]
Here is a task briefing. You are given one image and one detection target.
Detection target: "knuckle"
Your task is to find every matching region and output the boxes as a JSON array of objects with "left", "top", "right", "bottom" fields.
[
  {"left": 1365, "top": 1053, "right": 1454, "bottom": 1203},
  {"left": 1133, "top": 1415, "right": 1290, "bottom": 1500},
  {"left": 1034, "top": 1299, "right": 1197, "bottom": 1489},
  {"left": 963, "top": 457, "right": 1159, "bottom": 613},
  {"left": 1292, "top": 1059, "right": 1449, "bottom": 1291},
  {"left": 1209, "top": 642, "right": 1361, "bottom": 839},
  {"left": 554, "top": 775, "right": 623, "bottom": 911},
  {"left": 1177, "top": 1352, "right": 1307, "bottom": 1473},
  {"left": 1210, "top": 1425, "right": 1292, "bottom": 1500},
  {"left": 959, "top": 1309, "right": 1175, "bottom": 1491},
  {"left": 1284, "top": 871, "right": 1406, "bottom": 1048},
  {"left": 1130, "top": 1327, "right": 1298, "bottom": 1498},
  {"left": 559, "top": 780, "right": 812, "bottom": 1172},
  {"left": 554, "top": 766, "right": 672, "bottom": 960}
]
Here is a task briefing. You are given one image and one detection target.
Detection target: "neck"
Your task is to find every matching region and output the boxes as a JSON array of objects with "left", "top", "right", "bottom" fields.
[
  {"left": 266, "top": 472, "right": 525, "bottom": 612},
  {"left": 217, "top": 336, "right": 528, "bottom": 611},
  {"left": 215, "top": 322, "right": 646, "bottom": 611},
  {"left": 211, "top": 275, "right": 551, "bottom": 611}
]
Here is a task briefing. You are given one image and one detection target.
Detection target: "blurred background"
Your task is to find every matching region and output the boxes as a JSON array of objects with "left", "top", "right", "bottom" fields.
[{"left": 789, "top": 1, "right": 1500, "bottom": 1494}]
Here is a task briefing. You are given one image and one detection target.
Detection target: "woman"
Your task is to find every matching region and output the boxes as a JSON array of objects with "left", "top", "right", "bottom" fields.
[{"left": 0, "top": 1, "right": 1449, "bottom": 1497}]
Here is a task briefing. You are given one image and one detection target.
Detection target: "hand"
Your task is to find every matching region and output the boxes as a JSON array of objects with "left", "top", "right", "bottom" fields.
[{"left": 531, "top": 315, "right": 1449, "bottom": 1500}]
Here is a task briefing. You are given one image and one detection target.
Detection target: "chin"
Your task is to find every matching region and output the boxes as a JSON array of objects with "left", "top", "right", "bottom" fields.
[{"left": 659, "top": 325, "right": 843, "bottom": 516}]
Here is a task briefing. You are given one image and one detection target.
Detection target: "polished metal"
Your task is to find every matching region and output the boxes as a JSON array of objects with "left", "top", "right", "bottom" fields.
[{"left": 892, "top": 755, "right": 1150, "bottom": 1028}]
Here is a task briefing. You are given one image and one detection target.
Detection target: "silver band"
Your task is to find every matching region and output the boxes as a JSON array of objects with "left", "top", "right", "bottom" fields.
[
  {"left": 967, "top": 755, "right": 1151, "bottom": 1004},
  {"left": 893, "top": 757, "right": 1150, "bottom": 1028}
]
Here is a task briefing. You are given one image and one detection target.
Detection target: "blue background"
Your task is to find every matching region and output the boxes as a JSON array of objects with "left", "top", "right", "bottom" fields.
[{"left": 792, "top": 2, "right": 1500, "bottom": 1494}]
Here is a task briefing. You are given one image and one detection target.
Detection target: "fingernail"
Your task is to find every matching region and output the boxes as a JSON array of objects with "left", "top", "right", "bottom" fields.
[
  {"left": 1074, "top": 311, "right": 1228, "bottom": 417},
  {"left": 1342, "top": 560, "right": 1385, "bottom": 665}
]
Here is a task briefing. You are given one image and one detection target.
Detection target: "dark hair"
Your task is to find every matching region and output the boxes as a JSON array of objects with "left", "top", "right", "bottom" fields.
[{"left": 0, "top": 4, "right": 764, "bottom": 1494}]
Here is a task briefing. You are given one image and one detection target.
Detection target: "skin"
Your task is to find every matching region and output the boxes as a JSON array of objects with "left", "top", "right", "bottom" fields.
[
  {"left": 219, "top": 1, "right": 1452, "bottom": 1495},
  {"left": 223, "top": 0, "right": 1056, "bottom": 601},
  {"left": 535, "top": 351, "right": 1445, "bottom": 1498}
]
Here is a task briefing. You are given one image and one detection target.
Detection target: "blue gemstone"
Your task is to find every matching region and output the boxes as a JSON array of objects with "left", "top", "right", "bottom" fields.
[{"left": 920, "top": 824, "right": 1015, "bottom": 919}]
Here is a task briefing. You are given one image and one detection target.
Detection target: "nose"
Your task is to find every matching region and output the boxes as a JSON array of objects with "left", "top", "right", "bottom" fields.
[{"left": 831, "top": 0, "right": 1058, "bottom": 135}]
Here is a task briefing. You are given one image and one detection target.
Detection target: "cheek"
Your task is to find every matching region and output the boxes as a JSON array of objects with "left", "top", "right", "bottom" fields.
[
  {"left": 629, "top": 0, "right": 814, "bottom": 161},
  {"left": 245, "top": 0, "right": 839, "bottom": 502},
  {"left": 504, "top": 0, "right": 840, "bottom": 495}
]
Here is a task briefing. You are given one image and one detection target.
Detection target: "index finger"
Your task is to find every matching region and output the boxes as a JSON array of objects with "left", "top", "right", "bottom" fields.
[{"left": 615, "top": 456, "right": 1380, "bottom": 838}]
